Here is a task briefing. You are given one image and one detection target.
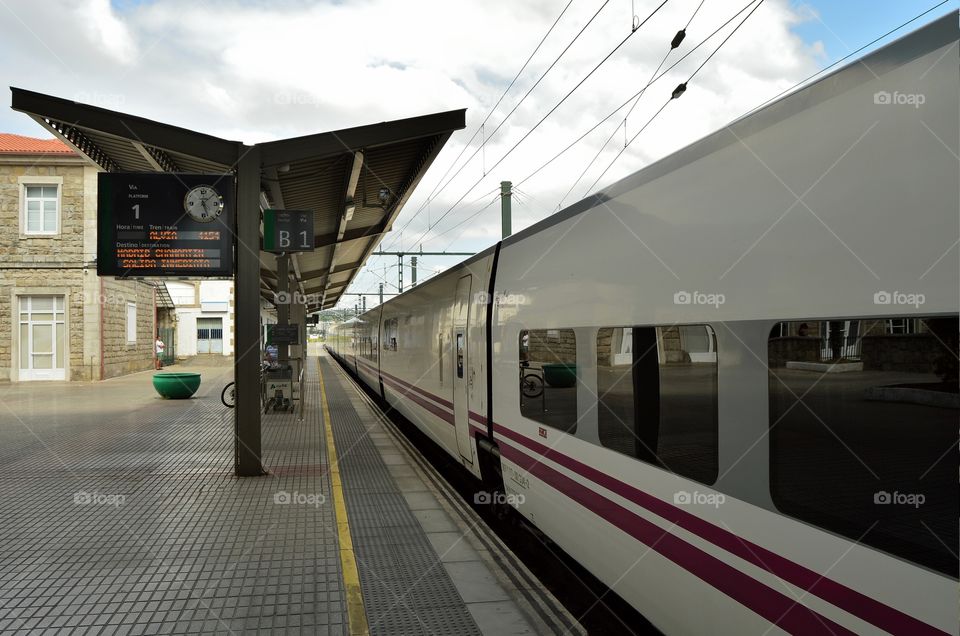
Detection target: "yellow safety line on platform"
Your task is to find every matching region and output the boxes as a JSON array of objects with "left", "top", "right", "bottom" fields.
[{"left": 318, "top": 358, "right": 370, "bottom": 636}]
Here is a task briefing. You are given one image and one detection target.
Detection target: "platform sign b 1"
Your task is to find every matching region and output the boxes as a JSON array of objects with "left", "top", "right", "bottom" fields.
[{"left": 263, "top": 210, "right": 314, "bottom": 253}]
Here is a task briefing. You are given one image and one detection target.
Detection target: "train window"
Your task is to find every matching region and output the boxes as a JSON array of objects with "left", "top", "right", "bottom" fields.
[
  {"left": 768, "top": 316, "right": 959, "bottom": 577},
  {"left": 359, "top": 332, "right": 377, "bottom": 363},
  {"left": 519, "top": 329, "right": 577, "bottom": 434},
  {"left": 383, "top": 317, "right": 398, "bottom": 351},
  {"left": 595, "top": 325, "right": 718, "bottom": 484}
]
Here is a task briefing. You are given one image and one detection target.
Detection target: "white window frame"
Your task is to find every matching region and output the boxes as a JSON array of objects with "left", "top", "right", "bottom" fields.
[
  {"left": 126, "top": 302, "right": 137, "bottom": 344},
  {"left": 18, "top": 176, "right": 63, "bottom": 236}
]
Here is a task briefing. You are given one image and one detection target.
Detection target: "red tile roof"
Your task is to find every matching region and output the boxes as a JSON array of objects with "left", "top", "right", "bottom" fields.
[{"left": 0, "top": 133, "right": 76, "bottom": 155}]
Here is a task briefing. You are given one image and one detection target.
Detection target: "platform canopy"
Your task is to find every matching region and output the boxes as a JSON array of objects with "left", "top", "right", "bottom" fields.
[{"left": 10, "top": 87, "right": 465, "bottom": 311}]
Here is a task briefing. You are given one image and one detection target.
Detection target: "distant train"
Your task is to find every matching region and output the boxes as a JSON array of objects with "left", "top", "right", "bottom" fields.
[{"left": 328, "top": 16, "right": 958, "bottom": 635}]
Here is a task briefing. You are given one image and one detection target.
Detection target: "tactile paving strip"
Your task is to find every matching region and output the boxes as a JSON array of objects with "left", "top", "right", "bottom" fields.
[
  {"left": 321, "top": 357, "right": 482, "bottom": 636},
  {"left": 0, "top": 365, "right": 349, "bottom": 635}
]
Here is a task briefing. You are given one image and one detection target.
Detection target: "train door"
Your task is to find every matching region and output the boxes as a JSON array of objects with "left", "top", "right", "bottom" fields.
[{"left": 453, "top": 275, "right": 473, "bottom": 462}]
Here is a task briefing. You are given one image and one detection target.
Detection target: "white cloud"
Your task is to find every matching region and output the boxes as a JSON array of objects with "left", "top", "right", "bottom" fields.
[
  {"left": 74, "top": 0, "right": 137, "bottom": 64},
  {"left": 0, "top": 0, "right": 829, "bottom": 305}
]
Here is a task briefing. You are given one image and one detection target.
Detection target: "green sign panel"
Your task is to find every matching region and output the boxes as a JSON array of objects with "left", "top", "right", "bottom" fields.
[{"left": 263, "top": 209, "right": 314, "bottom": 253}]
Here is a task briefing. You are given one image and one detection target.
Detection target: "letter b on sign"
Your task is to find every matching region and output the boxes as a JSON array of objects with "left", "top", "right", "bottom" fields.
[{"left": 263, "top": 210, "right": 315, "bottom": 253}]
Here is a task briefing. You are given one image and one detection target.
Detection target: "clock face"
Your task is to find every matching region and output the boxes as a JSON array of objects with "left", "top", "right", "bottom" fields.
[{"left": 183, "top": 185, "right": 224, "bottom": 223}]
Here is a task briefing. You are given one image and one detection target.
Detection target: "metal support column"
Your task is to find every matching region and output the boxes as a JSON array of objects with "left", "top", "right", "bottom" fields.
[
  {"left": 500, "top": 180, "right": 512, "bottom": 239},
  {"left": 277, "top": 254, "right": 290, "bottom": 364},
  {"left": 411, "top": 256, "right": 417, "bottom": 287},
  {"left": 235, "top": 145, "right": 264, "bottom": 476}
]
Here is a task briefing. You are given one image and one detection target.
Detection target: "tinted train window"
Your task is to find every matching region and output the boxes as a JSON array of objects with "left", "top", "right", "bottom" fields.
[
  {"left": 769, "top": 317, "right": 959, "bottom": 577},
  {"left": 596, "top": 326, "right": 718, "bottom": 484},
  {"left": 360, "top": 332, "right": 377, "bottom": 362},
  {"left": 383, "top": 318, "right": 398, "bottom": 351},
  {"left": 519, "top": 329, "right": 577, "bottom": 434}
]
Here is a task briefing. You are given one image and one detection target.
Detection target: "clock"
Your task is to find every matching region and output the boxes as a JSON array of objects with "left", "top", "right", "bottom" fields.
[{"left": 183, "top": 185, "right": 224, "bottom": 222}]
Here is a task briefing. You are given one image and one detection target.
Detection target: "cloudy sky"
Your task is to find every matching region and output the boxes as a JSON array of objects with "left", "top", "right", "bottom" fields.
[{"left": 0, "top": 0, "right": 953, "bottom": 307}]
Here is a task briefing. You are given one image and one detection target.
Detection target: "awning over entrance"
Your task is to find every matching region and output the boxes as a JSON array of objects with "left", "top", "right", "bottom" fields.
[{"left": 10, "top": 87, "right": 465, "bottom": 310}]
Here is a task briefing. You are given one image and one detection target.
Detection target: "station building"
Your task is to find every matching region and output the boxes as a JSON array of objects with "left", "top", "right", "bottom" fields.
[
  {"left": 0, "top": 133, "right": 156, "bottom": 381},
  {"left": 165, "top": 280, "right": 235, "bottom": 357}
]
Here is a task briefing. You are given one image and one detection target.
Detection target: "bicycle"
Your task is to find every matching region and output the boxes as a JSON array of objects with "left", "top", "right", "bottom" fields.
[
  {"left": 220, "top": 381, "right": 236, "bottom": 408},
  {"left": 520, "top": 361, "right": 544, "bottom": 398},
  {"left": 221, "top": 362, "right": 270, "bottom": 409}
]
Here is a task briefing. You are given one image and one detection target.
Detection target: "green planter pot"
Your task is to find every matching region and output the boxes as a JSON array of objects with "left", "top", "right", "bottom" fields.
[
  {"left": 542, "top": 363, "right": 576, "bottom": 388},
  {"left": 152, "top": 372, "right": 201, "bottom": 399}
]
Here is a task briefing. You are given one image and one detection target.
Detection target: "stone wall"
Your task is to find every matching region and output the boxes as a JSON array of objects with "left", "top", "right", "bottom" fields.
[
  {"left": 100, "top": 279, "right": 155, "bottom": 379},
  {"left": 0, "top": 164, "right": 85, "bottom": 265},
  {"left": 861, "top": 334, "right": 941, "bottom": 374},
  {"left": 595, "top": 326, "right": 686, "bottom": 365},
  {"left": 768, "top": 337, "right": 821, "bottom": 367},
  {"left": 524, "top": 329, "right": 576, "bottom": 364},
  {"left": 0, "top": 158, "right": 157, "bottom": 382}
]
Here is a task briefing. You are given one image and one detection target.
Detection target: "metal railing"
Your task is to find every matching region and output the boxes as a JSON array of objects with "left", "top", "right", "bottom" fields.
[{"left": 819, "top": 335, "right": 862, "bottom": 362}]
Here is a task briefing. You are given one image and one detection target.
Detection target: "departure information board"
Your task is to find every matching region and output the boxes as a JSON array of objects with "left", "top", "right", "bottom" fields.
[
  {"left": 97, "top": 173, "right": 235, "bottom": 277},
  {"left": 267, "top": 324, "right": 299, "bottom": 344}
]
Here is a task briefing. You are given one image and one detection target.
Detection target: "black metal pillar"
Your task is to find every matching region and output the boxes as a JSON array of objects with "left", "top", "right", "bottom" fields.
[
  {"left": 235, "top": 145, "right": 264, "bottom": 476},
  {"left": 277, "top": 254, "right": 290, "bottom": 364}
]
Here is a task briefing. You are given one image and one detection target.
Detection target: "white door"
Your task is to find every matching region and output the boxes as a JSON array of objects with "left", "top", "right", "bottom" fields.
[
  {"left": 18, "top": 296, "right": 65, "bottom": 381},
  {"left": 452, "top": 275, "right": 473, "bottom": 462}
]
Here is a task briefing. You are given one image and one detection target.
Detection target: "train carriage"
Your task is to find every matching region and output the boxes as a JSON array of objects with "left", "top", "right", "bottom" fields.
[{"left": 328, "top": 15, "right": 958, "bottom": 635}]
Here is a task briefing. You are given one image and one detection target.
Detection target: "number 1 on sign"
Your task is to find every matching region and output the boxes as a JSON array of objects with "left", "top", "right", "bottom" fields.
[
  {"left": 132, "top": 204, "right": 140, "bottom": 220},
  {"left": 299, "top": 230, "right": 309, "bottom": 248}
]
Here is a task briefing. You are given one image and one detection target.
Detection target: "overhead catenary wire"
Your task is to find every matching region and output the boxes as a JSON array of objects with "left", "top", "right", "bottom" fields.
[
  {"left": 408, "top": 0, "right": 672, "bottom": 252},
  {"left": 557, "top": 0, "right": 707, "bottom": 209},
  {"left": 432, "top": 193, "right": 502, "bottom": 248},
  {"left": 441, "top": 186, "right": 540, "bottom": 251},
  {"left": 358, "top": 0, "right": 948, "bottom": 288},
  {"left": 513, "top": 0, "right": 760, "bottom": 191},
  {"left": 380, "top": 0, "right": 580, "bottom": 251},
  {"left": 411, "top": 185, "right": 500, "bottom": 242},
  {"left": 581, "top": 0, "right": 765, "bottom": 199},
  {"left": 742, "top": 0, "right": 949, "bottom": 119}
]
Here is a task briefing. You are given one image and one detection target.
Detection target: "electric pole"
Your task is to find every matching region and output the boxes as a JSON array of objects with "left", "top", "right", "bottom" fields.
[
  {"left": 372, "top": 250, "right": 473, "bottom": 293},
  {"left": 501, "top": 180, "right": 512, "bottom": 239}
]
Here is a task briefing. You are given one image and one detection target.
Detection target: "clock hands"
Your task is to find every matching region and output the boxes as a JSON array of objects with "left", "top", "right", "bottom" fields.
[
  {"left": 198, "top": 194, "right": 220, "bottom": 217},
  {"left": 187, "top": 188, "right": 221, "bottom": 221}
]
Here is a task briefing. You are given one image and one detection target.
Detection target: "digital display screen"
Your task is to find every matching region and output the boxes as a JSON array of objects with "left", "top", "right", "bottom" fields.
[{"left": 97, "top": 173, "right": 235, "bottom": 277}]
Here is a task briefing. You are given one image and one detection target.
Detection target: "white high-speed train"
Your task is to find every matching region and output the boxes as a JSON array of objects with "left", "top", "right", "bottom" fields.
[{"left": 328, "top": 15, "right": 958, "bottom": 635}]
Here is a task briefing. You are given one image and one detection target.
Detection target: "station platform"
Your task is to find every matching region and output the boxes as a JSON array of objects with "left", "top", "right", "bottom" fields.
[{"left": 0, "top": 353, "right": 578, "bottom": 635}]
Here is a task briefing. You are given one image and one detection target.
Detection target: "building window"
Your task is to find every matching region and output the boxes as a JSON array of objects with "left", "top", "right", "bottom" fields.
[
  {"left": 519, "top": 329, "right": 577, "bottom": 434},
  {"left": 21, "top": 182, "right": 60, "bottom": 235},
  {"left": 595, "top": 325, "right": 718, "bottom": 484},
  {"left": 126, "top": 302, "right": 137, "bottom": 344},
  {"left": 768, "top": 316, "right": 958, "bottom": 577}
]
